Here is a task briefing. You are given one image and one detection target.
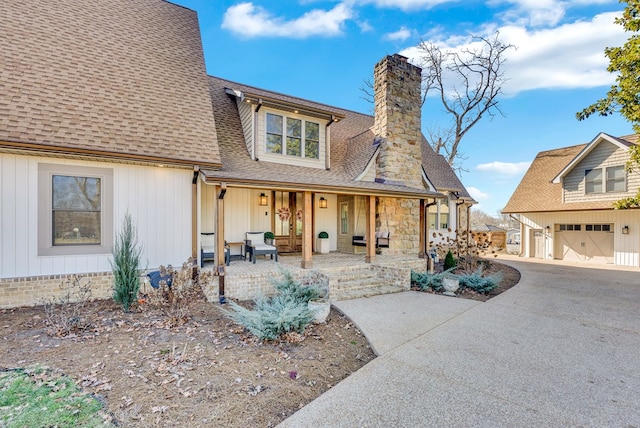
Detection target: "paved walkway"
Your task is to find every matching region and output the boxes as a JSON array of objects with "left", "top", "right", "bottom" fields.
[{"left": 279, "top": 257, "right": 640, "bottom": 427}]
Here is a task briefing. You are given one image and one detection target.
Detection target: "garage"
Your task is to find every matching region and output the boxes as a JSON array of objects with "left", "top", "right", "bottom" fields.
[{"left": 554, "top": 224, "right": 614, "bottom": 264}]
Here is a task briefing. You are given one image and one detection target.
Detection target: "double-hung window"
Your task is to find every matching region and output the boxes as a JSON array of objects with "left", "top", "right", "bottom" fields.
[
  {"left": 266, "top": 113, "right": 320, "bottom": 159},
  {"left": 38, "top": 163, "right": 113, "bottom": 256},
  {"left": 605, "top": 165, "right": 625, "bottom": 192},
  {"left": 585, "top": 168, "right": 602, "bottom": 194}
]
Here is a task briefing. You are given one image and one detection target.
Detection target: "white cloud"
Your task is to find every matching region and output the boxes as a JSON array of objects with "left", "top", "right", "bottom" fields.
[
  {"left": 357, "top": 0, "right": 451, "bottom": 11},
  {"left": 476, "top": 161, "right": 531, "bottom": 175},
  {"left": 382, "top": 26, "right": 412, "bottom": 41},
  {"left": 221, "top": 2, "right": 353, "bottom": 38},
  {"left": 400, "top": 11, "right": 626, "bottom": 96},
  {"left": 467, "top": 186, "right": 490, "bottom": 201}
]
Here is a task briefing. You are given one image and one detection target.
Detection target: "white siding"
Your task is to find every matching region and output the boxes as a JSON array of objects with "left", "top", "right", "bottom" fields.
[
  {"left": 314, "top": 193, "right": 338, "bottom": 251},
  {"left": 518, "top": 210, "right": 640, "bottom": 267},
  {"left": 1, "top": 153, "right": 192, "bottom": 278}
]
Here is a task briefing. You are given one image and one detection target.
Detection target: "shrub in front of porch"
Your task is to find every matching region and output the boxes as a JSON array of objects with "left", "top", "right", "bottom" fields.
[{"left": 225, "top": 270, "right": 326, "bottom": 341}]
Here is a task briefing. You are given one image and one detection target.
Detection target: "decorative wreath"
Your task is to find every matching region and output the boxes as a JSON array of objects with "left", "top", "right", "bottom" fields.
[
  {"left": 295, "top": 209, "right": 303, "bottom": 221},
  {"left": 277, "top": 207, "right": 290, "bottom": 221}
]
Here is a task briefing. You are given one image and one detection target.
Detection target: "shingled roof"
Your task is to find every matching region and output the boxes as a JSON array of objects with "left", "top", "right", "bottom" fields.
[
  {"left": 503, "top": 133, "right": 639, "bottom": 214},
  {"left": 0, "top": 0, "right": 220, "bottom": 167},
  {"left": 203, "top": 75, "right": 472, "bottom": 200}
]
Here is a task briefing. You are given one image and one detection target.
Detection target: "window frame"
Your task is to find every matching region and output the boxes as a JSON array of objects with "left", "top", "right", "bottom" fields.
[
  {"left": 605, "top": 165, "right": 626, "bottom": 193},
  {"left": 584, "top": 168, "right": 603, "bottom": 194},
  {"left": 265, "top": 112, "right": 320, "bottom": 160},
  {"left": 340, "top": 202, "right": 349, "bottom": 235},
  {"left": 38, "top": 163, "right": 114, "bottom": 256}
]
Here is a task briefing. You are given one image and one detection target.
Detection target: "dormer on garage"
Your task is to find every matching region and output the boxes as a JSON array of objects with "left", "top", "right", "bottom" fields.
[{"left": 225, "top": 87, "right": 344, "bottom": 170}]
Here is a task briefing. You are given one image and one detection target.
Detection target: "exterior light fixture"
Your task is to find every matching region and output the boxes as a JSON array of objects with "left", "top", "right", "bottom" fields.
[
  {"left": 622, "top": 225, "right": 630, "bottom": 235},
  {"left": 545, "top": 225, "right": 550, "bottom": 231},
  {"left": 319, "top": 197, "right": 327, "bottom": 209},
  {"left": 259, "top": 193, "right": 268, "bottom": 206}
]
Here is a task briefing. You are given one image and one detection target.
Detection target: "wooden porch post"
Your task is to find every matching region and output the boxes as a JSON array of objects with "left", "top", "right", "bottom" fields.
[
  {"left": 216, "top": 183, "right": 227, "bottom": 303},
  {"left": 301, "top": 191, "right": 313, "bottom": 269},
  {"left": 419, "top": 198, "right": 426, "bottom": 258},
  {"left": 365, "top": 195, "right": 376, "bottom": 263}
]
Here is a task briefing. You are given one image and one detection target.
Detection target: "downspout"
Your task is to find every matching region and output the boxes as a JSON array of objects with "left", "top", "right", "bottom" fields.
[
  {"left": 216, "top": 183, "right": 227, "bottom": 304},
  {"left": 191, "top": 166, "right": 199, "bottom": 262}
]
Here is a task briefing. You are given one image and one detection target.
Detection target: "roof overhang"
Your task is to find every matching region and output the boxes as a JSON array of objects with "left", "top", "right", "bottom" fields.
[
  {"left": 225, "top": 87, "right": 346, "bottom": 122},
  {"left": 200, "top": 174, "right": 443, "bottom": 200}
]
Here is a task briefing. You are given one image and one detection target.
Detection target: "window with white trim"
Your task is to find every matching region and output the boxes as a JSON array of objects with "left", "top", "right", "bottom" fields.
[
  {"left": 428, "top": 200, "right": 450, "bottom": 230},
  {"left": 266, "top": 113, "right": 319, "bottom": 159}
]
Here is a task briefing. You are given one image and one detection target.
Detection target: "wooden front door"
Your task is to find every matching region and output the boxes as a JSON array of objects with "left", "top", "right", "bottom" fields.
[{"left": 273, "top": 191, "right": 302, "bottom": 253}]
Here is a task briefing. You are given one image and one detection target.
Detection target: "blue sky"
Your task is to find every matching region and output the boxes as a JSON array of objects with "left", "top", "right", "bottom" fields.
[{"left": 172, "top": 0, "right": 633, "bottom": 215}]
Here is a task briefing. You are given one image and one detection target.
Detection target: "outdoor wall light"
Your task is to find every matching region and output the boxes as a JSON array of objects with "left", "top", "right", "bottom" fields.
[
  {"left": 622, "top": 225, "right": 630, "bottom": 235},
  {"left": 319, "top": 197, "right": 328, "bottom": 209},
  {"left": 259, "top": 193, "right": 268, "bottom": 206},
  {"left": 545, "top": 225, "right": 550, "bottom": 231}
]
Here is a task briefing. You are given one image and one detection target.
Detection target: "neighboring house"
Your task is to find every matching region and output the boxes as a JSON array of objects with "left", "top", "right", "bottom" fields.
[
  {"left": 503, "top": 133, "right": 640, "bottom": 267},
  {"left": 0, "top": 0, "right": 474, "bottom": 308}
]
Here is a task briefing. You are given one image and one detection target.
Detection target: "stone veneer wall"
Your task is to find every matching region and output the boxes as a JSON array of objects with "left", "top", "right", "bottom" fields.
[
  {"left": 0, "top": 272, "right": 113, "bottom": 309},
  {"left": 377, "top": 196, "right": 420, "bottom": 255},
  {"left": 373, "top": 54, "right": 423, "bottom": 189}
]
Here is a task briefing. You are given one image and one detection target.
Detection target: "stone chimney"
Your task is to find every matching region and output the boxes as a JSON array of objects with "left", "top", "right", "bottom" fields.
[{"left": 373, "top": 54, "right": 423, "bottom": 189}]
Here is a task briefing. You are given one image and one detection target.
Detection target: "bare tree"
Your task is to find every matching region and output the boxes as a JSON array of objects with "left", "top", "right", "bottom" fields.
[
  {"left": 419, "top": 32, "right": 514, "bottom": 166},
  {"left": 361, "top": 32, "right": 514, "bottom": 169}
]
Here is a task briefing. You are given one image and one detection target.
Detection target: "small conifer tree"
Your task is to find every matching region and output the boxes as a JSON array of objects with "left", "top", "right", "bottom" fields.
[
  {"left": 111, "top": 213, "right": 143, "bottom": 312},
  {"left": 443, "top": 250, "right": 457, "bottom": 271}
]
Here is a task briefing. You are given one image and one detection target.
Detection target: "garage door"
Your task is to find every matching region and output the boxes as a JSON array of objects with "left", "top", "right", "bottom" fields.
[{"left": 554, "top": 224, "right": 614, "bottom": 264}]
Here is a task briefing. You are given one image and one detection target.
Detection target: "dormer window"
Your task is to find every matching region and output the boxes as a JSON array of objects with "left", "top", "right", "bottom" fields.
[
  {"left": 585, "top": 166, "right": 626, "bottom": 194},
  {"left": 266, "top": 113, "right": 319, "bottom": 159}
]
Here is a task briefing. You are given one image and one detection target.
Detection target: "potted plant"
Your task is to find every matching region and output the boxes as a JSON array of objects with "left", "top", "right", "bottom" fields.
[
  {"left": 316, "top": 231, "right": 330, "bottom": 254},
  {"left": 264, "top": 231, "right": 275, "bottom": 246}
]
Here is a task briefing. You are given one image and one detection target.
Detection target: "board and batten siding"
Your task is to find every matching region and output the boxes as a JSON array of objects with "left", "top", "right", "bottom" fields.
[
  {"left": 256, "top": 107, "right": 327, "bottom": 169},
  {"left": 0, "top": 153, "right": 193, "bottom": 279},
  {"left": 518, "top": 210, "right": 640, "bottom": 267},
  {"left": 562, "top": 141, "right": 640, "bottom": 204}
]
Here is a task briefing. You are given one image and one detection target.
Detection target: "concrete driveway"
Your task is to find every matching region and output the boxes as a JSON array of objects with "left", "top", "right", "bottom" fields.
[{"left": 279, "top": 258, "right": 640, "bottom": 427}]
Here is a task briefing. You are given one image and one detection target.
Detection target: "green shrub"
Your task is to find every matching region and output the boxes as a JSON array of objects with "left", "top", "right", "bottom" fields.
[
  {"left": 225, "top": 269, "right": 325, "bottom": 341},
  {"left": 457, "top": 268, "right": 503, "bottom": 294},
  {"left": 443, "top": 250, "right": 457, "bottom": 271},
  {"left": 411, "top": 268, "right": 455, "bottom": 292},
  {"left": 264, "top": 231, "right": 275, "bottom": 240},
  {"left": 111, "top": 213, "right": 143, "bottom": 312},
  {"left": 318, "top": 231, "right": 329, "bottom": 239}
]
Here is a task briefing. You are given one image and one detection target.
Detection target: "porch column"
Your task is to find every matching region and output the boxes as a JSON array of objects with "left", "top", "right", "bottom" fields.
[
  {"left": 419, "top": 198, "right": 426, "bottom": 258},
  {"left": 301, "top": 191, "right": 313, "bottom": 269},
  {"left": 365, "top": 195, "right": 376, "bottom": 263},
  {"left": 216, "top": 183, "right": 227, "bottom": 303}
]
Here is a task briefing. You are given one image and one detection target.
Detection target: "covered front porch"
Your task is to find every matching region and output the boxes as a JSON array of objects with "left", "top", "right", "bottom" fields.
[{"left": 200, "top": 251, "right": 427, "bottom": 303}]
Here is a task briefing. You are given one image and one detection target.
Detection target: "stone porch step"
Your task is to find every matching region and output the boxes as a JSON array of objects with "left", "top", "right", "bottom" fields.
[
  {"left": 327, "top": 266, "right": 408, "bottom": 301},
  {"left": 331, "top": 284, "right": 406, "bottom": 301}
]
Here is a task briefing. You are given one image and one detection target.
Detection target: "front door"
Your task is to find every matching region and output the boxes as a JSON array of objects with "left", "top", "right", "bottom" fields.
[{"left": 274, "top": 191, "right": 302, "bottom": 253}]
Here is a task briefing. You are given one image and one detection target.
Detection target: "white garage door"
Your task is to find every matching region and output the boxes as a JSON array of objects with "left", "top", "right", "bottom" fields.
[{"left": 554, "top": 224, "right": 614, "bottom": 264}]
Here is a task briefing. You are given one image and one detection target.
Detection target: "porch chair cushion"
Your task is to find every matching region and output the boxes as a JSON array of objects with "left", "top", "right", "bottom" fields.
[
  {"left": 375, "top": 231, "right": 390, "bottom": 248},
  {"left": 200, "top": 232, "right": 229, "bottom": 267},
  {"left": 245, "top": 232, "right": 278, "bottom": 264}
]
